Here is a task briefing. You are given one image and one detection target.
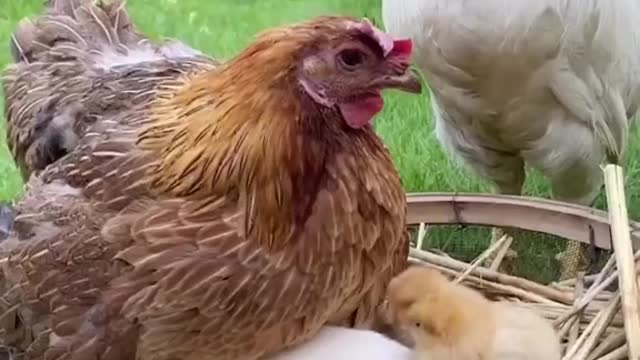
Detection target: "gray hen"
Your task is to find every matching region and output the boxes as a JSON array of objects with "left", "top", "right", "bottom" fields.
[{"left": 382, "top": 0, "right": 640, "bottom": 278}]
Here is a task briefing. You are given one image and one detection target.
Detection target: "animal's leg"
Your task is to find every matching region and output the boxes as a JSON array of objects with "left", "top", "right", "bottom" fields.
[
  {"left": 433, "top": 115, "right": 525, "bottom": 272},
  {"left": 520, "top": 116, "right": 608, "bottom": 279},
  {"left": 549, "top": 163, "right": 604, "bottom": 280},
  {"left": 484, "top": 162, "right": 525, "bottom": 272}
]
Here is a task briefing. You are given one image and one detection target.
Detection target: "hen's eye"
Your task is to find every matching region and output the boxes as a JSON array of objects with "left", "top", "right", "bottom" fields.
[
  {"left": 337, "top": 49, "right": 366, "bottom": 69},
  {"left": 414, "top": 322, "right": 422, "bottom": 328}
]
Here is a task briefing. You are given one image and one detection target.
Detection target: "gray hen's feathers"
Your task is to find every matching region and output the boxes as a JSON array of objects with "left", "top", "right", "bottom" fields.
[
  {"left": 10, "top": 0, "right": 143, "bottom": 64},
  {"left": 3, "top": 0, "right": 209, "bottom": 180}
]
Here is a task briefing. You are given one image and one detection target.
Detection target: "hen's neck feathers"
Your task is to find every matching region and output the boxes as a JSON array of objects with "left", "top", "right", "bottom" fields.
[{"left": 137, "top": 36, "right": 390, "bottom": 248}]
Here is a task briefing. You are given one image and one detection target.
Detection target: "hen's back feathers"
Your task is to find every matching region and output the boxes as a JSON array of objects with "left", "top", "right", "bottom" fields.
[
  {"left": 3, "top": 0, "right": 212, "bottom": 180},
  {"left": 10, "top": 0, "right": 141, "bottom": 64}
]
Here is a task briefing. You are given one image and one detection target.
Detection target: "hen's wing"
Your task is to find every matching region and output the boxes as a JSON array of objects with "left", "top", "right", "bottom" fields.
[
  {"left": 3, "top": 106, "right": 372, "bottom": 360},
  {"left": 5, "top": 139, "right": 356, "bottom": 360},
  {"left": 86, "top": 198, "right": 339, "bottom": 360},
  {"left": 5, "top": 116, "right": 397, "bottom": 360}
]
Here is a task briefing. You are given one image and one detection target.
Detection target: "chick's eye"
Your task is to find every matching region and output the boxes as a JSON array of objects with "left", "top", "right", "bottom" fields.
[
  {"left": 414, "top": 322, "right": 421, "bottom": 328},
  {"left": 337, "top": 49, "right": 366, "bottom": 70}
]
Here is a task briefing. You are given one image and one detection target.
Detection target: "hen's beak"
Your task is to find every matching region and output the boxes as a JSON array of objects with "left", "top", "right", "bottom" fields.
[{"left": 375, "top": 68, "right": 422, "bottom": 94}]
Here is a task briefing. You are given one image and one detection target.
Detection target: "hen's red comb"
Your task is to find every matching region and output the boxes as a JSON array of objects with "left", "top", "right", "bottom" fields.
[
  {"left": 390, "top": 39, "right": 413, "bottom": 58},
  {"left": 350, "top": 18, "right": 413, "bottom": 58}
]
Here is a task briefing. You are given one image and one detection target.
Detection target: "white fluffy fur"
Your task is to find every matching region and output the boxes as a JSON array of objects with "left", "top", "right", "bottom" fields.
[
  {"left": 267, "top": 326, "right": 413, "bottom": 360},
  {"left": 492, "top": 303, "right": 561, "bottom": 360},
  {"left": 382, "top": 0, "right": 640, "bottom": 204},
  {"left": 94, "top": 41, "right": 204, "bottom": 70}
]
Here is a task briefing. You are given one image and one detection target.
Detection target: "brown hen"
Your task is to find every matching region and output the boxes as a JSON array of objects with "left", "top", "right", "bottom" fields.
[{"left": 0, "top": 1, "right": 420, "bottom": 359}]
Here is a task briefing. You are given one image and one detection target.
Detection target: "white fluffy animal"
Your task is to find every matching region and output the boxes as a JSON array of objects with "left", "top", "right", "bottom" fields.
[
  {"left": 382, "top": 0, "right": 640, "bottom": 277},
  {"left": 268, "top": 326, "right": 413, "bottom": 360}
]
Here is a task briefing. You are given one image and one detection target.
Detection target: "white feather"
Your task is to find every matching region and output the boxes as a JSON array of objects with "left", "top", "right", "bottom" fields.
[
  {"left": 93, "top": 41, "right": 204, "bottom": 70},
  {"left": 267, "top": 326, "right": 413, "bottom": 360}
]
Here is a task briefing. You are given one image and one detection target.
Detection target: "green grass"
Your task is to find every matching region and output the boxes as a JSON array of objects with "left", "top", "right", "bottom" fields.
[{"left": 2, "top": 0, "right": 640, "bottom": 282}]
